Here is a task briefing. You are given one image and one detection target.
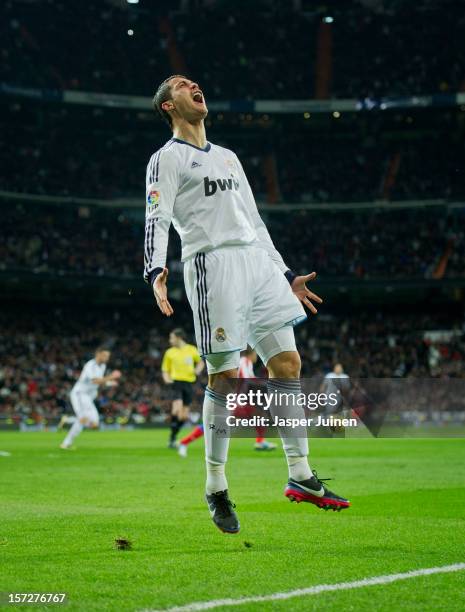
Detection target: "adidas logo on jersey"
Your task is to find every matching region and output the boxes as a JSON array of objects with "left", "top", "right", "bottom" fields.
[
  {"left": 204, "top": 176, "right": 240, "bottom": 196},
  {"left": 191, "top": 161, "right": 202, "bottom": 168}
]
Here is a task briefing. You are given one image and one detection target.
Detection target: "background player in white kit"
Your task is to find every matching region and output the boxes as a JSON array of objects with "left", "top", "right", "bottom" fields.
[
  {"left": 321, "top": 363, "right": 351, "bottom": 408},
  {"left": 321, "top": 363, "right": 351, "bottom": 433},
  {"left": 144, "top": 75, "right": 350, "bottom": 533},
  {"left": 60, "top": 347, "right": 121, "bottom": 450}
]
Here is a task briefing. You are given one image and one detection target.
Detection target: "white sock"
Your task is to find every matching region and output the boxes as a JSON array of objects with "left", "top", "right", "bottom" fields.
[
  {"left": 203, "top": 387, "right": 230, "bottom": 494},
  {"left": 267, "top": 379, "right": 312, "bottom": 481},
  {"left": 63, "top": 420, "right": 83, "bottom": 446},
  {"left": 206, "top": 461, "right": 227, "bottom": 495}
]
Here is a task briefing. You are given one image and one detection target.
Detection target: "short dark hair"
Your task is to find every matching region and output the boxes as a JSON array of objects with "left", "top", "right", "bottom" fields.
[
  {"left": 95, "top": 346, "right": 110, "bottom": 354},
  {"left": 171, "top": 328, "right": 186, "bottom": 341},
  {"left": 153, "top": 75, "right": 187, "bottom": 128}
]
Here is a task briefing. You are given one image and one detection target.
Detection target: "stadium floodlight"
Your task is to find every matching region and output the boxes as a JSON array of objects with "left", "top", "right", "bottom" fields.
[
  {"left": 127, "top": 29, "right": 134, "bottom": 36},
  {"left": 127, "top": 0, "right": 139, "bottom": 4},
  {"left": 323, "top": 16, "right": 334, "bottom": 23}
]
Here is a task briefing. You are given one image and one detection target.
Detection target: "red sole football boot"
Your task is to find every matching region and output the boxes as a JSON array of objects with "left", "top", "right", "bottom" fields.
[{"left": 285, "top": 474, "right": 350, "bottom": 512}]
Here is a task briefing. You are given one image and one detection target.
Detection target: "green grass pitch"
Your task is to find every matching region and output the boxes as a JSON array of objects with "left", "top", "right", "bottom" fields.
[{"left": 1, "top": 430, "right": 465, "bottom": 611}]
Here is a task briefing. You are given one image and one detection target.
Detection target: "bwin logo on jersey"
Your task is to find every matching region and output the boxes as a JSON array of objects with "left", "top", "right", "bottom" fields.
[{"left": 204, "top": 176, "right": 240, "bottom": 196}]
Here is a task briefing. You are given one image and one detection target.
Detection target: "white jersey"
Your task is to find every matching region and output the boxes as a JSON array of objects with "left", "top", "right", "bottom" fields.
[
  {"left": 72, "top": 359, "right": 106, "bottom": 400},
  {"left": 238, "top": 356, "right": 256, "bottom": 379},
  {"left": 323, "top": 371, "right": 350, "bottom": 394},
  {"left": 324, "top": 372, "right": 350, "bottom": 381},
  {"left": 143, "top": 138, "right": 288, "bottom": 282}
]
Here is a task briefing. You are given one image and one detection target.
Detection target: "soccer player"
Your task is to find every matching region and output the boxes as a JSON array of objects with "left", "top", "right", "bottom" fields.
[
  {"left": 57, "top": 413, "right": 76, "bottom": 430},
  {"left": 161, "top": 328, "right": 204, "bottom": 448},
  {"left": 321, "top": 363, "right": 351, "bottom": 412},
  {"left": 60, "top": 347, "right": 121, "bottom": 449},
  {"left": 321, "top": 363, "right": 351, "bottom": 433},
  {"left": 177, "top": 422, "right": 204, "bottom": 457},
  {"left": 144, "top": 75, "right": 350, "bottom": 533},
  {"left": 237, "top": 348, "right": 276, "bottom": 451}
]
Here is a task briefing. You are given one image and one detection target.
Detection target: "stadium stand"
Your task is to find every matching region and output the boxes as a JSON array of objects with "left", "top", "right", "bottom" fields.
[
  {"left": 1, "top": 304, "right": 464, "bottom": 423},
  {"left": 1, "top": 0, "right": 465, "bottom": 427},
  {"left": 1, "top": 201, "right": 463, "bottom": 280},
  {"left": 1, "top": 1, "right": 464, "bottom": 98}
]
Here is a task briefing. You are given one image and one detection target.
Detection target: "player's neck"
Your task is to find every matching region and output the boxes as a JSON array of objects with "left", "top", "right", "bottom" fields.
[{"left": 172, "top": 121, "right": 207, "bottom": 150}]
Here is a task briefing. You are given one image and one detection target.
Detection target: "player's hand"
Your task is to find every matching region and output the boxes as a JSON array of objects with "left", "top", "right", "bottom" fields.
[
  {"left": 153, "top": 267, "right": 174, "bottom": 316},
  {"left": 110, "top": 370, "right": 122, "bottom": 380},
  {"left": 291, "top": 271, "right": 323, "bottom": 315}
]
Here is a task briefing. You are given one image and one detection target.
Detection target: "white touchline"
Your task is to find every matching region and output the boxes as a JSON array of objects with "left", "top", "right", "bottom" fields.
[{"left": 141, "top": 562, "right": 465, "bottom": 612}]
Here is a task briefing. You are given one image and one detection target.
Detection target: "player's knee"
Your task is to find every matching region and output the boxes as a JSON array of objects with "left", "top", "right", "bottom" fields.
[
  {"left": 267, "top": 351, "right": 301, "bottom": 379},
  {"left": 79, "top": 417, "right": 88, "bottom": 425},
  {"left": 208, "top": 368, "right": 238, "bottom": 390},
  {"left": 172, "top": 399, "right": 183, "bottom": 412}
]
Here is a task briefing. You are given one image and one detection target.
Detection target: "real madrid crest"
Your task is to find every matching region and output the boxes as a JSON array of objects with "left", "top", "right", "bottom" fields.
[{"left": 215, "top": 327, "right": 226, "bottom": 342}]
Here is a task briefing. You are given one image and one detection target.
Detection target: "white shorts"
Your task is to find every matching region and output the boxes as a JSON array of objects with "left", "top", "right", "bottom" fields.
[
  {"left": 205, "top": 325, "right": 297, "bottom": 373},
  {"left": 183, "top": 245, "right": 306, "bottom": 357},
  {"left": 70, "top": 390, "right": 99, "bottom": 425}
]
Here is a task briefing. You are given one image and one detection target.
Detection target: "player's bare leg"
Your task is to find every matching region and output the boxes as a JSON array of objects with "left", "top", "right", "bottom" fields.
[
  {"left": 58, "top": 415, "right": 76, "bottom": 430},
  {"left": 267, "top": 350, "right": 350, "bottom": 511},
  {"left": 60, "top": 416, "right": 87, "bottom": 449},
  {"left": 169, "top": 399, "right": 187, "bottom": 448}
]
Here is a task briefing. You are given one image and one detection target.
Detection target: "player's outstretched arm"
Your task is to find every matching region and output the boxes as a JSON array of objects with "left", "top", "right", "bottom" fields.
[
  {"left": 153, "top": 267, "right": 174, "bottom": 316},
  {"left": 290, "top": 271, "right": 323, "bottom": 315},
  {"left": 91, "top": 370, "right": 122, "bottom": 386}
]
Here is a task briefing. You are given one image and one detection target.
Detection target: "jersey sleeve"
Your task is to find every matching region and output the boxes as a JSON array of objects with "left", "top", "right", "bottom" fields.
[
  {"left": 80, "top": 361, "right": 94, "bottom": 383},
  {"left": 143, "top": 148, "right": 180, "bottom": 283},
  {"left": 234, "top": 154, "right": 288, "bottom": 274},
  {"left": 161, "top": 350, "right": 171, "bottom": 373}
]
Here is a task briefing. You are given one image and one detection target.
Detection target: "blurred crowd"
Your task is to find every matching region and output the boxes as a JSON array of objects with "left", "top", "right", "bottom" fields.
[
  {"left": 276, "top": 134, "right": 464, "bottom": 204},
  {"left": 1, "top": 304, "right": 464, "bottom": 423},
  {"left": 0, "top": 305, "right": 203, "bottom": 424},
  {"left": 1, "top": 202, "right": 144, "bottom": 278},
  {"left": 298, "top": 311, "right": 465, "bottom": 379},
  {"left": 2, "top": 201, "right": 464, "bottom": 280},
  {"left": 1, "top": 113, "right": 464, "bottom": 204},
  {"left": 1, "top": 1, "right": 464, "bottom": 99}
]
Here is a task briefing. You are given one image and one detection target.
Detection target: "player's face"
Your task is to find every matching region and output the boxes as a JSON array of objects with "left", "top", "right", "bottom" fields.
[
  {"left": 96, "top": 350, "right": 111, "bottom": 364},
  {"left": 166, "top": 77, "right": 208, "bottom": 122},
  {"left": 169, "top": 332, "right": 179, "bottom": 347}
]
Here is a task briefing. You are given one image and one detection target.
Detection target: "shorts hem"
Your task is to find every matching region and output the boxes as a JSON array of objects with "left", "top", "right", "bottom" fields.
[
  {"left": 249, "top": 314, "right": 307, "bottom": 350},
  {"left": 200, "top": 346, "right": 245, "bottom": 359}
]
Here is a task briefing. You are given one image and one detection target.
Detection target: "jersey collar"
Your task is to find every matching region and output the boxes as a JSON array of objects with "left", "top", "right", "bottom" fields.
[{"left": 171, "top": 137, "right": 211, "bottom": 153}]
